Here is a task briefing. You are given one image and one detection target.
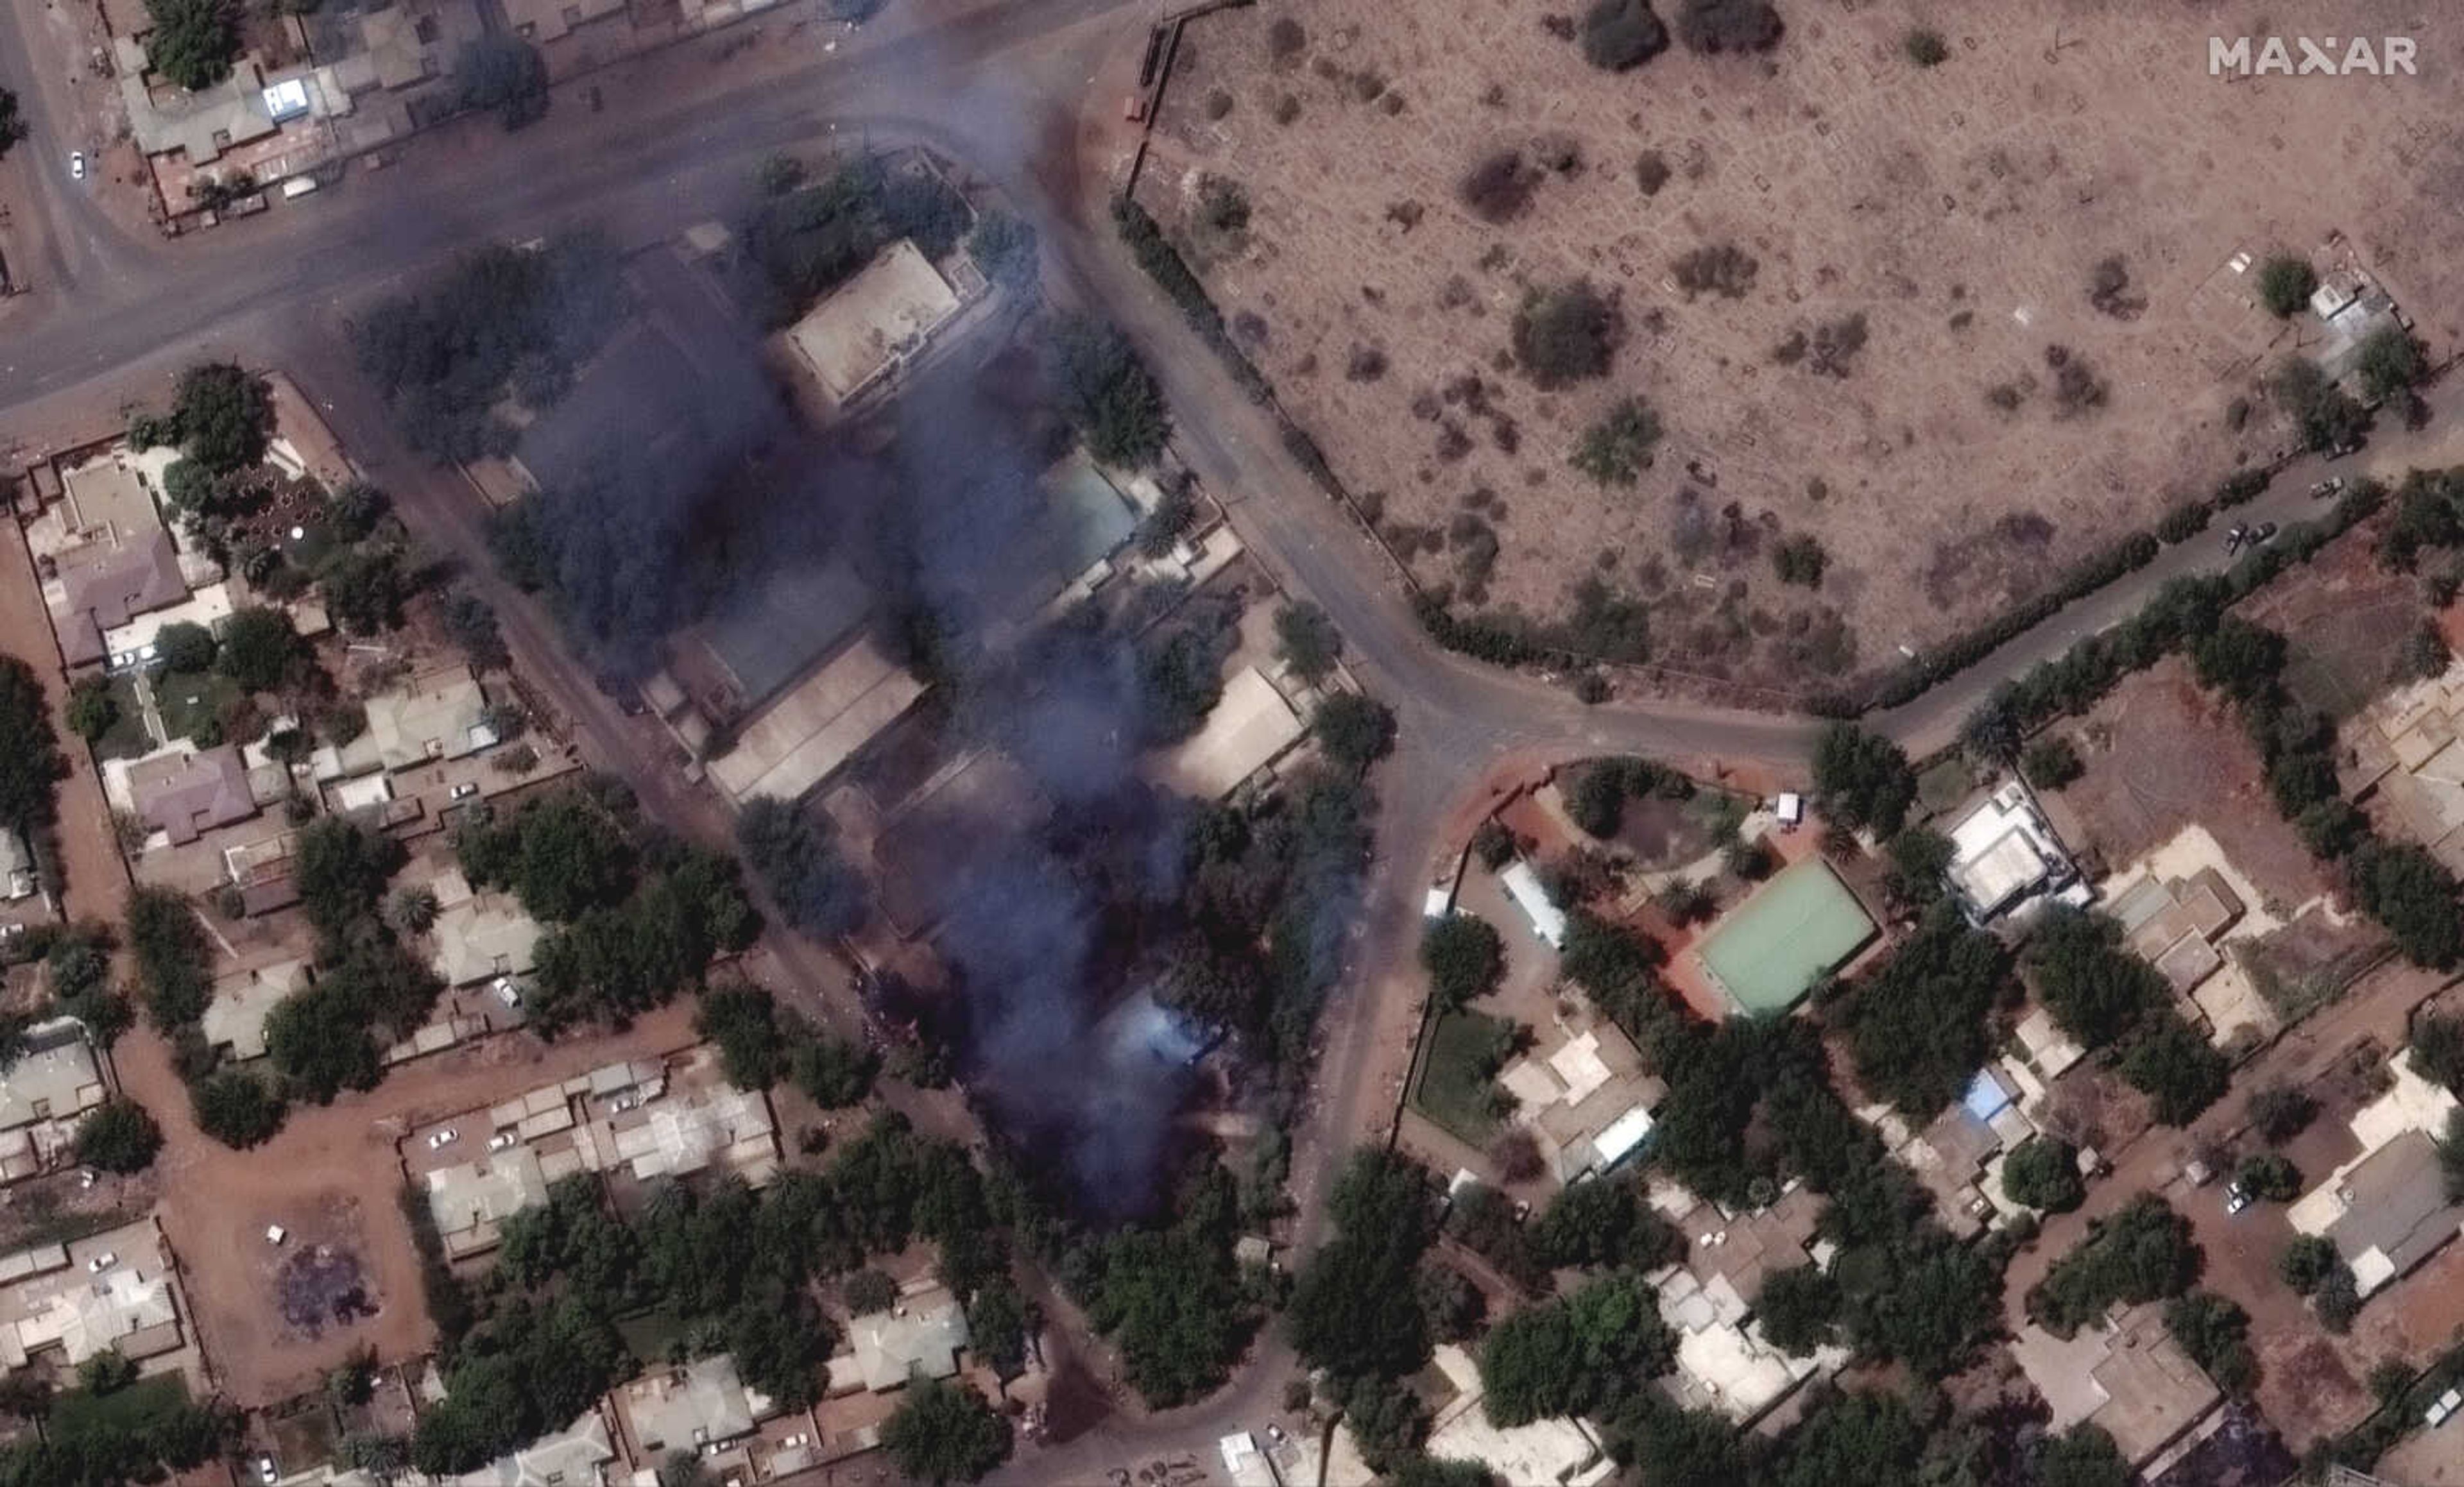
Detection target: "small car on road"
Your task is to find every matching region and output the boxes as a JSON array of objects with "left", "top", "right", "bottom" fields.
[{"left": 68, "top": 152, "right": 84, "bottom": 182}]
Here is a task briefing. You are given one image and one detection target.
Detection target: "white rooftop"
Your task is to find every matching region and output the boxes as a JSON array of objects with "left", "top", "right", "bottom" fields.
[{"left": 1500, "top": 861, "right": 1568, "bottom": 949}]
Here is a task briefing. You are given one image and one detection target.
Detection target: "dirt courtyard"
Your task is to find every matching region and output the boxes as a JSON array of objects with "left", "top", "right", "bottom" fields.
[{"left": 1136, "top": 0, "right": 2464, "bottom": 692}]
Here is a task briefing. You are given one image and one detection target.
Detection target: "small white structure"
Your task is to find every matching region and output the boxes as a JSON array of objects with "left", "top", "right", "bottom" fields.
[
  {"left": 1775, "top": 792, "right": 1805, "bottom": 828},
  {"left": 1500, "top": 860, "right": 1568, "bottom": 949}
]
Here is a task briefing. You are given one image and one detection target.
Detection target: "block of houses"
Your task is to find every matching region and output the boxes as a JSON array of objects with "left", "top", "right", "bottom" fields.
[{"left": 1494, "top": 1013, "right": 1664, "bottom": 1185}]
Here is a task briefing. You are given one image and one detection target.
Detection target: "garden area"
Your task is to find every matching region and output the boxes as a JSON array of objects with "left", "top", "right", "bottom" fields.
[{"left": 1408, "top": 1008, "right": 1516, "bottom": 1144}]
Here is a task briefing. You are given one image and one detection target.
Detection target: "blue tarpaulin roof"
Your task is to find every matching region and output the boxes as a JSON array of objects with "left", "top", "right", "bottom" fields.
[{"left": 1962, "top": 1068, "right": 2014, "bottom": 1123}]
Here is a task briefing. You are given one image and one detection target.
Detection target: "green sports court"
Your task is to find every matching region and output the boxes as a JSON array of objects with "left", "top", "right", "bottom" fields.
[{"left": 1696, "top": 857, "right": 1879, "bottom": 1016}]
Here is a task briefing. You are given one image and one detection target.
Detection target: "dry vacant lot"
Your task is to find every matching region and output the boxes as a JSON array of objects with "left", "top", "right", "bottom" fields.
[{"left": 1137, "top": 0, "right": 2464, "bottom": 692}]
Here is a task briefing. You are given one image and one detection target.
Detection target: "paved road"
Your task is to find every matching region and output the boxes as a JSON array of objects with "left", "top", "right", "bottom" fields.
[{"left": 0, "top": 0, "right": 2440, "bottom": 1472}]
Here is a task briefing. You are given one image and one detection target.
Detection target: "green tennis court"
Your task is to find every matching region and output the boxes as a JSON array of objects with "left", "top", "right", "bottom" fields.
[{"left": 1698, "top": 858, "right": 1878, "bottom": 1015}]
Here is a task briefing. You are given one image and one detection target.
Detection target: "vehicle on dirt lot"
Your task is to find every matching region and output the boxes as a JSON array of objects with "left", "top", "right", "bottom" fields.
[{"left": 69, "top": 152, "right": 83, "bottom": 182}]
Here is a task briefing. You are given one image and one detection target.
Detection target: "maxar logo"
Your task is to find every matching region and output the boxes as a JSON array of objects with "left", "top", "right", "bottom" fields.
[{"left": 2210, "top": 36, "right": 2419, "bottom": 76}]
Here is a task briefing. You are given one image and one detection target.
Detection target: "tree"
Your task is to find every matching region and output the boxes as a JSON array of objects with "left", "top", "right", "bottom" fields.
[
  {"left": 65, "top": 674, "right": 118, "bottom": 744},
  {"left": 76, "top": 1348, "right": 138, "bottom": 1396},
  {"left": 2256, "top": 255, "right": 2317, "bottom": 318},
  {"left": 1810, "top": 723, "right": 1915, "bottom": 835},
  {"left": 169, "top": 362, "right": 271, "bottom": 473},
  {"left": 0, "top": 656, "right": 65, "bottom": 835},
  {"left": 734, "top": 797, "right": 865, "bottom": 940},
  {"left": 2164, "top": 1289, "right": 2257, "bottom": 1393},
  {"left": 1342, "top": 1374, "right": 1431, "bottom": 1474},
  {"left": 0, "top": 91, "right": 21, "bottom": 162},
  {"left": 126, "top": 886, "right": 212, "bottom": 1030},
  {"left": 2350, "top": 840, "right": 2464, "bottom": 970},
  {"left": 2272, "top": 356, "right": 2368, "bottom": 454},
  {"left": 1882, "top": 827, "right": 1953, "bottom": 907},
  {"left": 386, "top": 885, "right": 441, "bottom": 937},
  {"left": 73, "top": 1100, "right": 162, "bottom": 1174},
  {"left": 2001, "top": 1134, "right": 2085, "bottom": 1212},
  {"left": 2119, "top": 1017, "right": 2229, "bottom": 1126},
  {"left": 1903, "top": 27, "right": 1948, "bottom": 65},
  {"left": 1577, "top": 0, "right": 1668, "bottom": 71},
  {"left": 2233, "top": 1151, "right": 2302, "bottom": 1203},
  {"left": 2026, "top": 1196, "right": 2200, "bottom": 1335},
  {"left": 1836, "top": 903, "right": 2010, "bottom": 1116},
  {"left": 2021, "top": 735, "right": 2084, "bottom": 789},
  {"left": 2026, "top": 910, "right": 2165, "bottom": 1051},
  {"left": 190, "top": 1070, "right": 286, "bottom": 1149},
  {"left": 2280, "top": 1234, "right": 2343, "bottom": 1294},
  {"left": 1313, "top": 693, "right": 1396, "bottom": 774},
  {"left": 1512, "top": 282, "right": 1620, "bottom": 387},
  {"left": 457, "top": 36, "right": 549, "bottom": 129},
  {"left": 1420, "top": 915, "right": 1504, "bottom": 1010},
  {"left": 143, "top": 0, "right": 241, "bottom": 92},
  {"left": 844, "top": 1268, "right": 898, "bottom": 1315},
  {"left": 214, "top": 606, "right": 300, "bottom": 692},
  {"left": 1530, "top": 1177, "right": 1682, "bottom": 1272},
  {"left": 2037, "top": 1424, "right": 2132, "bottom": 1487},
  {"left": 2248, "top": 1082, "right": 2317, "bottom": 1145},
  {"left": 1753, "top": 1265, "right": 1840, "bottom": 1355},
  {"left": 1274, "top": 603, "right": 1342, "bottom": 684},
  {"left": 293, "top": 815, "right": 406, "bottom": 942},
  {"left": 1288, "top": 1150, "right": 1437, "bottom": 1379},
  {"left": 2357, "top": 327, "right": 2426, "bottom": 404},
  {"left": 1478, "top": 1271, "right": 1675, "bottom": 1426},
  {"left": 1046, "top": 314, "right": 1169, "bottom": 467},
  {"left": 966, "top": 210, "right": 1040, "bottom": 295},
  {"left": 880, "top": 1377, "right": 1011, "bottom": 1485},
  {"left": 1568, "top": 397, "right": 1661, "bottom": 486}
]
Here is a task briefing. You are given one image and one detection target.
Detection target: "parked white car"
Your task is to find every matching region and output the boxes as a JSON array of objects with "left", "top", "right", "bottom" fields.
[
  {"left": 427, "top": 1128, "right": 459, "bottom": 1150},
  {"left": 86, "top": 1252, "right": 116, "bottom": 1273},
  {"left": 265, "top": 1225, "right": 287, "bottom": 1245}
]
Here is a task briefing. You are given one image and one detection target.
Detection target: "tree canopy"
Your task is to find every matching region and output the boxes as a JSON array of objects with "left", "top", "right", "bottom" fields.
[
  {"left": 1419, "top": 914, "right": 1505, "bottom": 1011},
  {"left": 2026, "top": 1196, "right": 2200, "bottom": 1336},
  {"left": 1288, "top": 1150, "right": 1437, "bottom": 1380},
  {"left": 1810, "top": 723, "right": 1915, "bottom": 835},
  {"left": 733, "top": 797, "right": 867, "bottom": 940},
  {"left": 1833, "top": 903, "right": 2010, "bottom": 1116},
  {"left": 881, "top": 1377, "right": 1011, "bottom": 1485},
  {"left": 0, "top": 655, "right": 64, "bottom": 838},
  {"left": 1045, "top": 314, "right": 1170, "bottom": 468},
  {"left": 143, "top": 0, "right": 241, "bottom": 93},
  {"left": 1478, "top": 1270, "right": 1675, "bottom": 1426},
  {"left": 167, "top": 362, "right": 272, "bottom": 473},
  {"left": 73, "top": 1100, "right": 162, "bottom": 1174}
]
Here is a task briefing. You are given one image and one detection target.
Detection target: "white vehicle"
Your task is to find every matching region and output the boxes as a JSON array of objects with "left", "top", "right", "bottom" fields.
[
  {"left": 265, "top": 1225, "right": 287, "bottom": 1245},
  {"left": 69, "top": 151, "right": 84, "bottom": 182},
  {"left": 427, "top": 1128, "right": 459, "bottom": 1149},
  {"left": 492, "top": 976, "right": 522, "bottom": 1008},
  {"left": 450, "top": 782, "right": 481, "bottom": 801},
  {"left": 86, "top": 1252, "right": 116, "bottom": 1273},
  {"left": 256, "top": 1453, "right": 279, "bottom": 1484},
  {"left": 78, "top": 1169, "right": 97, "bottom": 1189},
  {"left": 488, "top": 1132, "right": 517, "bottom": 1152},
  {"left": 279, "top": 174, "right": 317, "bottom": 199}
]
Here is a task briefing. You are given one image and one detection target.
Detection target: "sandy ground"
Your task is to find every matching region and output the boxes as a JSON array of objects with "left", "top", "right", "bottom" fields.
[{"left": 1134, "top": 0, "right": 2464, "bottom": 692}]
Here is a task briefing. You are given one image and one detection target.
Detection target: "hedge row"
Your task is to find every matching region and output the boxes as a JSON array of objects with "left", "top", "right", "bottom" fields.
[
  {"left": 1965, "top": 481, "right": 2384, "bottom": 744},
  {"left": 1112, "top": 192, "right": 1272, "bottom": 406}
]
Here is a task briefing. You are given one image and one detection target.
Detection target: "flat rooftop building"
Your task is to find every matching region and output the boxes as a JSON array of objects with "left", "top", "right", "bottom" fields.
[
  {"left": 1946, "top": 780, "right": 2082, "bottom": 922},
  {"left": 707, "top": 629, "right": 926, "bottom": 806},
  {"left": 203, "top": 958, "right": 309, "bottom": 1062},
  {"left": 787, "top": 239, "right": 963, "bottom": 408},
  {"left": 618, "top": 1353, "right": 757, "bottom": 1461},
  {"left": 1695, "top": 858, "right": 1878, "bottom": 1016},
  {"left": 0, "top": 1019, "right": 105, "bottom": 1132},
  {"left": 1498, "top": 861, "right": 1568, "bottom": 949},
  {"left": 837, "top": 1288, "right": 969, "bottom": 1393},
  {"left": 1150, "top": 666, "right": 1305, "bottom": 801},
  {"left": 0, "top": 1218, "right": 185, "bottom": 1369}
]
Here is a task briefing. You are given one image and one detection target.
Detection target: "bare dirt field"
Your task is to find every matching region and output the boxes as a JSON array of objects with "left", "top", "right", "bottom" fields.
[
  {"left": 1136, "top": 0, "right": 2464, "bottom": 692},
  {"left": 2059, "top": 656, "right": 2332, "bottom": 913}
]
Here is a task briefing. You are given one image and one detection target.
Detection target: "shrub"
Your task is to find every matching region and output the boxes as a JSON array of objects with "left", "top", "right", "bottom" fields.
[
  {"left": 1772, "top": 534, "right": 1826, "bottom": 588},
  {"left": 2256, "top": 255, "right": 2317, "bottom": 318},
  {"left": 1459, "top": 151, "right": 1540, "bottom": 225},
  {"left": 1274, "top": 603, "right": 1342, "bottom": 684},
  {"left": 2233, "top": 1152, "right": 2302, "bottom": 1203},
  {"left": 2165, "top": 1289, "right": 2257, "bottom": 1394},
  {"left": 1671, "top": 242, "right": 1758, "bottom": 300},
  {"left": 1903, "top": 28, "right": 1947, "bottom": 66},
  {"left": 2026, "top": 1196, "right": 2199, "bottom": 1335},
  {"left": 144, "top": 0, "right": 241, "bottom": 93},
  {"left": 1568, "top": 397, "right": 1661, "bottom": 486},
  {"left": 1313, "top": 693, "right": 1396, "bottom": 774},
  {"left": 1512, "top": 282, "right": 1620, "bottom": 387},
  {"left": 2272, "top": 356, "right": 2368, "bottom": 453},
  {"left": 1046, "top": 313, "right": 1170, "bottom": 467},
  {"left": 1578, "top": 0, "right": 1669, "bottom": 71},
  {"left": 1672, "top": 0, "right": 1783, "bottom": 53},
  {"left": 1634, "top": 151, "right": 1671, "bottom": 195}
]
